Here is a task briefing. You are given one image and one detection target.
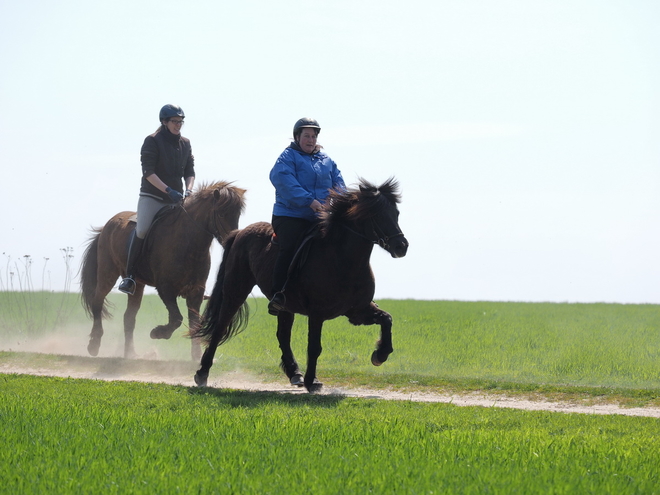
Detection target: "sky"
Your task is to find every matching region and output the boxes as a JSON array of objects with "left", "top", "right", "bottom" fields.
[{"left": 1, "top": 0, "right": 659, "bottom": 303}]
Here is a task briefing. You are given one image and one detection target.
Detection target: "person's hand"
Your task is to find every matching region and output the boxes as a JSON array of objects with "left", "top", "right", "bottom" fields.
[
  {"left": 310, "top": 199, "right": 323, "bottom": 213},
  {"left": 165, "top": 187, "right": 184, "bottom": 202},
  {"left": 185, "top": 189, "right": 193, "bottom": 198}
]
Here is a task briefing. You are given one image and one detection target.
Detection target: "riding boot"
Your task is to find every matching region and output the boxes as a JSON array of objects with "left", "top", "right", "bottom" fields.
[
  {"left": 118, "top": 232, "right": 144, "bottom": 295},
  {"left": 268, "top": 291, "right": 286, "bottom": 316},
  {"left": 268, "top": 254, "right": 290, "bottom": 315}
]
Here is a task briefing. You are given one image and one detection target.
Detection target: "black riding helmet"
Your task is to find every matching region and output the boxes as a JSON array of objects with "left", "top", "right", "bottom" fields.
[
  {"left": 159, "top": 104, "right": 185, "bottom": 122},
  {"left": 293, "top": 117, "right": 321, "bottom": 140}
]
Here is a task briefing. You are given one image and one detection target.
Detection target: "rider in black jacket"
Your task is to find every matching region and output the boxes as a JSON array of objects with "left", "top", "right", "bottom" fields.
[{"left": 118, "top": 104, "right": 196, "bottom": 295}]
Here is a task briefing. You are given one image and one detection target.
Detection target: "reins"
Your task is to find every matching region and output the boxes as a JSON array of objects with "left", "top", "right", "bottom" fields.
[{"left": 180, "top": 200, "right": 224, "bottom": 242}]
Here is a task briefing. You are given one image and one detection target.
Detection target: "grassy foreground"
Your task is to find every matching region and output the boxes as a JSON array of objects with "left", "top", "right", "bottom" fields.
[{"left": 1, "top": 374, "right": 659, "bottom": 494}]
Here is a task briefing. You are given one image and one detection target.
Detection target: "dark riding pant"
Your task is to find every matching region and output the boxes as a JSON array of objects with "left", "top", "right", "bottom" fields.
[{"left": 271, "top": 215, "right": 314, "bottom": 295}]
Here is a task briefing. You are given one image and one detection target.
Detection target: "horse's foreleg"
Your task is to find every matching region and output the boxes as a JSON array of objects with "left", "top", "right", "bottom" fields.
[
  {"left": 123, "top": 284, "right": 144, "bottom": 358},
  {"left": 371, "top": 306, "right": 393, "bottom": 366},
  {"left": 277, "top": 311, "right": 303, "bottom": 386},
  {"left": 347, "top": 302, "right": 394, "bottom": 366},
  {"left": 304, "top": 316, "right": 325, "bottom": 393},
  {"left": 151, "top": 291, "right": 183, "bottom": 340},
  {"left": 186, "top": 289, "right": 205, "bottom": 362}
]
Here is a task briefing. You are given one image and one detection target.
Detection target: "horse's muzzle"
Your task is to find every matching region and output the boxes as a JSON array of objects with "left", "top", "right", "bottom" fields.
[{"left": 386, "top": 236, "right": 409, "bottom": 258}]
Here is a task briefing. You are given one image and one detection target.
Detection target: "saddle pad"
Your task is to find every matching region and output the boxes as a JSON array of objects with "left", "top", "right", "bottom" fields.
[{"left": 128, "top": 213, "right": 137, "bottom": 223}]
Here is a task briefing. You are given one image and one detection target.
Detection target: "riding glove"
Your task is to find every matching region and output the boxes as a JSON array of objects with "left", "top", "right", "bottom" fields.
[{"left": 166, "top": 187, "right": 184, "bottom": 202}]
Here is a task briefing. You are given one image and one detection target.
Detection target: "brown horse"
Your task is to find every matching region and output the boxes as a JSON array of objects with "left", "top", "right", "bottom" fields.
[
  {"left": 194, "top": 178, "right": 408, "bottom": 392},
  {"left": 80, "top": 181, "right": 246, "bottom": 360}
]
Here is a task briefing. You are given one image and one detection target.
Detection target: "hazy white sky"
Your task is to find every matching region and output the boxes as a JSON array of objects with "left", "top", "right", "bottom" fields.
[{"left": 1, "top": 0, "right": 659, "bottom": 303}]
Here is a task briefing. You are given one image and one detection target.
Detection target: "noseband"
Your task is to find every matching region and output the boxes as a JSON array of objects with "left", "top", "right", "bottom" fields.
[
  {"left": 341, "top": 217, "right": 405, "bottom": 252},
  {"left": 371, "top": 219, "right": 406, "bottom": 251}
]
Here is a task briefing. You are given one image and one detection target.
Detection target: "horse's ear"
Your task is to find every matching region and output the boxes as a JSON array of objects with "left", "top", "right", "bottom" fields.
[
  {"left": 213, "top": 189, "right": 221, "bottom": 200},
  {"left": 359, "top": 184, "right": 378, "bottom": 196}
]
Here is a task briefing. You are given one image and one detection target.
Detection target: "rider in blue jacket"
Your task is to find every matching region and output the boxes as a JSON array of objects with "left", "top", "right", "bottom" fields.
[{"left": 268, "top": 117, "right": 346, "bottom": 315}]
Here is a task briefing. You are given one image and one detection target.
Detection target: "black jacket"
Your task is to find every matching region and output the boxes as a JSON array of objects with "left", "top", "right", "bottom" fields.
[{"left": 139, "top": 127, "right": 195, "bottom": 202}]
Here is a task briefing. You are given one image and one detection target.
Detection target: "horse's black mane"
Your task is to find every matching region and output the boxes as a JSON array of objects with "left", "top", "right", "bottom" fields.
[{"left": 320, "top": 177, "right": 400, "bottom": 231}]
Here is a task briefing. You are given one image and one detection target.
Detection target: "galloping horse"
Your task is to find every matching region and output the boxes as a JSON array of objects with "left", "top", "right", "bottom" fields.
[
  {"left": 80, "top": 181, "right": 246, "bottom": 360},
  {"left": 194, "top": 178, "right": 408, "bottom": 392}
]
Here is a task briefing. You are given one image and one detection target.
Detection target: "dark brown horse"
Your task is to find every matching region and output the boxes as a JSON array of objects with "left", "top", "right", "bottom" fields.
[
  {"left": 80, "top": 181, "right": 246, "bottom": 360},
  {"left": 194, "top": 178, "right": 408, "bottom": 392}
]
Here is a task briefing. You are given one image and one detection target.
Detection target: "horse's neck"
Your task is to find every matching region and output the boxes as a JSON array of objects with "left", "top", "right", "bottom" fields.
[
  {"left": 181, "top": 205, "right": 215, "bottom": 244},
  {"left": 324, "top": 223, "right": 375, "bottom": 267}
]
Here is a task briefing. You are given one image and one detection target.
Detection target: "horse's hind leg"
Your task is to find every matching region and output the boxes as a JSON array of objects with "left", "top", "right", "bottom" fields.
[
  {"left": 87, "top": 280, "right": 116, "bottom": 357},
  {"left": 277, "top": 311, "right": 303, "bottom": 386},
  {"left": 123, "top": 283, "right": 144, "bottom": 358},
  {"left": 348, "top": 302, "right": 394, "bottom": 366},
  {"left": 150, "top": 289, "right": 183, "bottom": 340},
  {"left": 194, "top": 301, "right": 245, "bottom": 387},
  {"left": 186, "top": 288, "right": 205, "bottom": 362},
  {"left": 88, "top": 308, "right": 104, "bottom": 357},
  {"left": 195, "top": 278, "right": 256, "bottom": 387}
]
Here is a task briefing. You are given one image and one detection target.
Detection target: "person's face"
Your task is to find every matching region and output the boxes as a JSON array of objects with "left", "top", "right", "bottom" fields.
[
  {"left": 165, "top": 117, "right": 184, "bottom": 135},
  {"left": 297, "top": 128, "right": 318, "bottom": 153}
]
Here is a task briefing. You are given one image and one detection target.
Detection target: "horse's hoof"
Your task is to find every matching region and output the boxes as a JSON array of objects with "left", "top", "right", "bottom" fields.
[
  {"left": 150, "top": 326, "right": 173, "bottom": 340},
  {"left": 305, "top": 378, "right": 323, "bottom": 393},
  {"left": 290, "top": 374, "right": 304, "bottom": 387},
  {"left": 194, "top": 372, "right": 208, "bottom": 387},
  {"left": 371, "top": 350, "right": 384, "bottom": 366},
  {"left": 87, "top": 341, "right": 100, "bottom": 357}
]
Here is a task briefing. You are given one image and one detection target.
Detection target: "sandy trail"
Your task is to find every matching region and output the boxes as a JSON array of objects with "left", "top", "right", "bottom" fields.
[{"left": 2, "top": 349, "right": 659, "bottom": 418}]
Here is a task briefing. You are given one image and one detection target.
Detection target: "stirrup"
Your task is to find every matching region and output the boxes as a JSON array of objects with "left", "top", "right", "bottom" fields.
[
  {"left": 268, "top": 292, "right": 286, "bottom": 315},
  {"left": 118, "top": 277, "right": 136, "bottom": 295}
]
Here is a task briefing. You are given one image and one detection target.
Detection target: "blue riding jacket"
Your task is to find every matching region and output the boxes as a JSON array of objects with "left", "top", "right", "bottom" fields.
[{"left": 270, "top": 142, "right": 346, "bottom": 221}]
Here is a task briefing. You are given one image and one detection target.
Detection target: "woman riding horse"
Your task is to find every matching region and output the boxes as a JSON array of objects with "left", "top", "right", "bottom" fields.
[
  {"left": 268, "top": 117, "right": 346, "bottom": 315},
  {"left": 118, "top": 104, "right": 195, "bottom": 295},
  {"left": 194, "top": 178, "right": 408, "bottom": 391}
]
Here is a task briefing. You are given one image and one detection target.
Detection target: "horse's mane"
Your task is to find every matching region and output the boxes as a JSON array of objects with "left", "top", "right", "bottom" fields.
[
  {"left": 319, "top": 177, "right": 400, "bottom": 232},
  {"left": 186, "top": 181, "right": 247, "bottom": 214}
]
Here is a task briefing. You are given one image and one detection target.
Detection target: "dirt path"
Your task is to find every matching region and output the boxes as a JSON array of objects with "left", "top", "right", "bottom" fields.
[{"left": 2, "top": 354, "right": 659, "bottom": 418}]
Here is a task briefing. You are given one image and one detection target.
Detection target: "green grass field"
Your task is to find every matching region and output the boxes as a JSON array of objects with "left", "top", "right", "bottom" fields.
[
  {"left": 1, "top": 374, "right": 659, "bottom": 494},
  {"left": 2, "top": 292, "right": 660, "bottom": 492}
]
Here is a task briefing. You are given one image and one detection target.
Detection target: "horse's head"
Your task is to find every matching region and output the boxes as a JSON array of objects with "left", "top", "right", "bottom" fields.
[
  {"left": 324, "top": 177, "right": 409, "bottom": 258},
  {"left": 211, "top": 183, "right": 247, "bottom": 241},
  {"left": 187, "top": 181, "right": 247, "bottom": 242}
]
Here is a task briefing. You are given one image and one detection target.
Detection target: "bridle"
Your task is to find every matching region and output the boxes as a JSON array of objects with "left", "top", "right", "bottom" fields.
[
  {"left": 340, "top": 216, "right": 405, "bottom": 253},
  {"left": 372, "top": 219, "right": 406, "bottom": 251},
  {"left": 180, "top": 200, "right": 226, "bottom": 242}
]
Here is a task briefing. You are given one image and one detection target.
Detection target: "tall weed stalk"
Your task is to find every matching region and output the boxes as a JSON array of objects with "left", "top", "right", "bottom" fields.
[{"left": 0, "top": 248, "right": 76, "bottom": 339}]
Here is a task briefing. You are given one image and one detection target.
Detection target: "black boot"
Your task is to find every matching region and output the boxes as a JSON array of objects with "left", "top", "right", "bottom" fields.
[{"left": 118, "top": 232, "right": 144, "bottom": 295}]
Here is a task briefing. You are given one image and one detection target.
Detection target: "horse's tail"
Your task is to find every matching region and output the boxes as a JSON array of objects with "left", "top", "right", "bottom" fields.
[
  {"left": 196, "top": 231, "right": 249, "bottom": 345},
  {"left": 79, "top": 229, "right": 110, "bottom": 319}
]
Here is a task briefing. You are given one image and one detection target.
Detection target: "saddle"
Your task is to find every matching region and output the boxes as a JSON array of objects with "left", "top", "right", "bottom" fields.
[{"left": 127, "top": 204, "right": 178, "bottom": 252}]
